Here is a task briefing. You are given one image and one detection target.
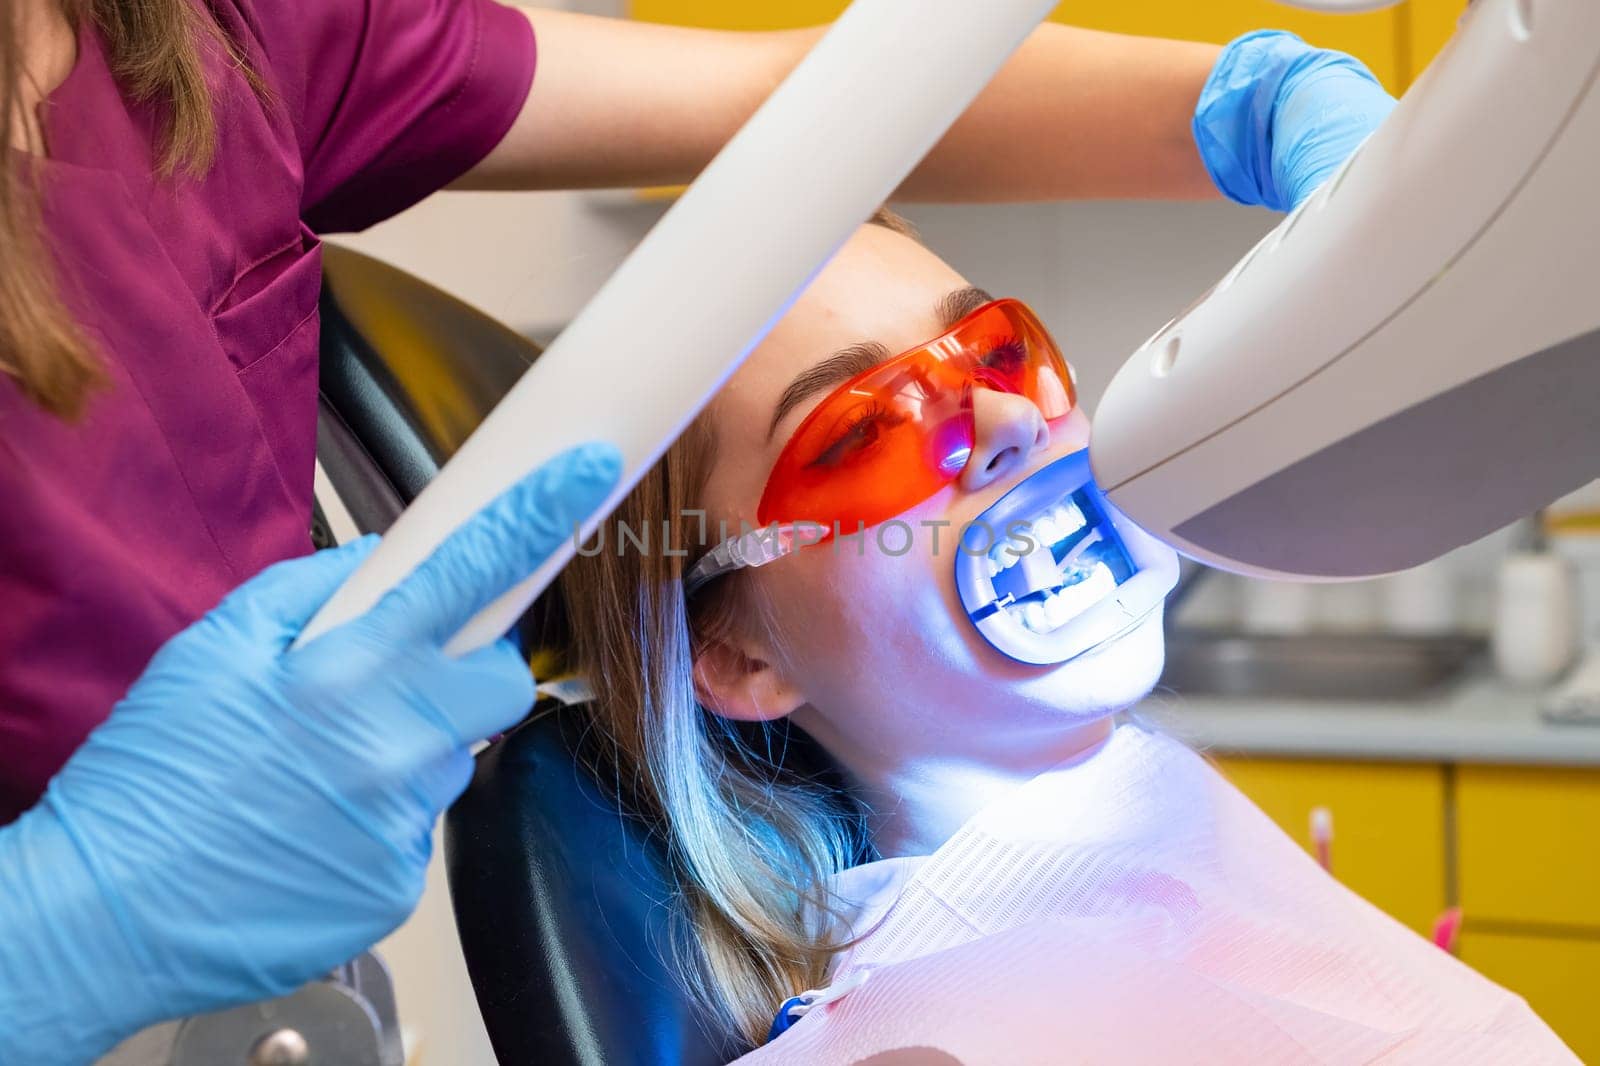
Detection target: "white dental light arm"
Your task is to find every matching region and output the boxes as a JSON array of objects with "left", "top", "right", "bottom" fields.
[
  {"left": 1092, "top": 0, "right": 1600, "bottom": 581},
  {"left": 296, "top": 0, "right": 1059, "bottom": 654}
]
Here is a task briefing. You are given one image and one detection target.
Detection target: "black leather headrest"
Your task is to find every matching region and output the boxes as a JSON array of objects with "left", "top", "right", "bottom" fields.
[
  {"left": 445, "top": 707, "right": 737, "bottom": 1066},
  {"left": 317, "top": 243, "right": 536, "bottom": 529}
]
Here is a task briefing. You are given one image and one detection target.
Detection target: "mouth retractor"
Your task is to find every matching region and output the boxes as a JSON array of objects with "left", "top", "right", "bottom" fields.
[{"left": 954, "top": 450, "right": 1180, "bottom": 666}]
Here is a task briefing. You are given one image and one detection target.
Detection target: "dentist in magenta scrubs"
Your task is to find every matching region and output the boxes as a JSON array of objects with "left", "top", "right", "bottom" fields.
[{"left": 0, "top": 0, "right": 1393, "bottom": 1058}]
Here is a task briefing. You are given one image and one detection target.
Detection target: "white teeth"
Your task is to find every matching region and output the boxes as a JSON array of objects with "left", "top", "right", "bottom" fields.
[
  {"left": 1018, "top": 541, "right": 1060, "bottom": 589},
  {"left": 1053, "top": 574, "right": 1095, "bottom": 622},
  {"left": 1075, "top": 564, "right": 1117, "bottom": 605},
  {"left": 977, "top": 496, "right": 1110, "bottom": 633},
  {"left": 1043, "top": 592, "right": 1071, "bottom": 627},
  {"left": 1003, "top": 562, "right": 1119, "bottom": 635},
  {"left": 1014, "top": 500, "right": 1087, "bottom": 557}
]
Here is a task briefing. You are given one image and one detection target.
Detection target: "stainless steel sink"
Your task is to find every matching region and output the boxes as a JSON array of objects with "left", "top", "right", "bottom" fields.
[{"left": 1160, "top": 630, "right": 1488, "bottom": 702}]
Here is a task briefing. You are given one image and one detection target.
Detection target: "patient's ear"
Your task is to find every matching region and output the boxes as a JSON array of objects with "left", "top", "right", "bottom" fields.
[{"left": 693, "top": 637, "right": 805, "bottom": 723}]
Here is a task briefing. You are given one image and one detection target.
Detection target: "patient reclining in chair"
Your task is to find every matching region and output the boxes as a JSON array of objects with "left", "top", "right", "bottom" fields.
[{"left": 541, "top": 210, "right": 1574, "bottom": 1064}]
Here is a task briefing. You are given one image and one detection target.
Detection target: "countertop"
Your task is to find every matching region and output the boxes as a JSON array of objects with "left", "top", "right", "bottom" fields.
[{"left": 1138, "top": 665, "right": 1600, "bottom": 766}]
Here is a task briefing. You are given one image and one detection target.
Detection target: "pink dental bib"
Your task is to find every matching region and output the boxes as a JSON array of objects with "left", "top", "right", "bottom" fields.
[{"left": 736, "top": 726, "right": 1573, "bottom": 1065}]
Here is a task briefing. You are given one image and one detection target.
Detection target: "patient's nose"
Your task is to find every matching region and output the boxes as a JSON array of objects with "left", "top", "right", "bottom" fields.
[{"left": 959, "top": 389, "right": 1048, "bottom": 493}]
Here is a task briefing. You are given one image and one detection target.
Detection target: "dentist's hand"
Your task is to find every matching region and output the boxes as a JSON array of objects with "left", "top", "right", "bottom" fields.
[
  {"left": 0, "top": 442, "right": 621, "bottom": 1066},
  {"left": 1194, "top": 30, "right": 1398, "bottom": 211}
]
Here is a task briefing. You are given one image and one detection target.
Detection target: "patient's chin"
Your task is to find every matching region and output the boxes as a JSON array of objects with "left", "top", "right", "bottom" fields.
[{"left": 1026, "top": 608, "right": 1167, "bottom": 715}]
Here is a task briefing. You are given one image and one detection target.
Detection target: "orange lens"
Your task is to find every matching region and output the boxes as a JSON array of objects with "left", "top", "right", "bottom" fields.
[{"left": 756, "top": 300, "right": 1075, "bottom": 535}]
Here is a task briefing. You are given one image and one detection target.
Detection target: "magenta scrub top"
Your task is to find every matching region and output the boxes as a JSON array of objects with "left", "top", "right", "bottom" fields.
[{"left": 0, "top": 0, "right": 535, "bottom": 823}]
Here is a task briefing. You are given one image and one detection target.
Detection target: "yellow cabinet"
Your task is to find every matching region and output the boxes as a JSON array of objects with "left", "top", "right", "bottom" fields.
[
  {"left": 1407, "top": 0, "right": 1468, "bottom": 84},
  {"left": 1457, "top": 766, "right": 1600, "bottom": 929},
  {"left": 629, "top": 0, "right": 845, "bottom": 30},
  {"left": 1050, "top": 3, "right": 1402, "bottom": 93},
  {"left": 1458, "top": 930, "right": 1600, "bottom": 1062},
  {"left": 1213, "top": 757, "right": 1448, "bottom": 936},
  {"left": 628, "top": 1, "right": 1461, "bottom": 94}
]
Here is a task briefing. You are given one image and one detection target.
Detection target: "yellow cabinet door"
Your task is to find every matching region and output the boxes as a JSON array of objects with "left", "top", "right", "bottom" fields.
[
  {"left": 1406, "top": 0, "right": 1468, "bottom": 84},
  {"left": 1214, "top": 757, "right": 1448, "bottom": 936},
  {"left": 630, "top": 1, "right": 1406, "bottom": 92},
  {"left": 1051, "top": 3, "right": 1402, "bottom": 93},
  {"left": 1458, "top": 930, "right": 1599, "bottom": 1062},
  {"left": 1456, "top": 765, "right": 1600, "bottom": 929},
  {"left": 630, "top": 0, "right": 847, "bottom": 30}
]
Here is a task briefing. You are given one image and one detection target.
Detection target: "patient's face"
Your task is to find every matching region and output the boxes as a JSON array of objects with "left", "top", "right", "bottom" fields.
[{"left": 695, "top": 223, "right": 1166, "bottom": 774}]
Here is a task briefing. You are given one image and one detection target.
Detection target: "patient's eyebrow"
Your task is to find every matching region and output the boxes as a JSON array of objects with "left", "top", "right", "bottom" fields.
[
  {"left": 937, "top": 285, "right": 997, "bottom": 331},
  {"left": 765, "top": 286, "right": 995, "bottom": 442}
]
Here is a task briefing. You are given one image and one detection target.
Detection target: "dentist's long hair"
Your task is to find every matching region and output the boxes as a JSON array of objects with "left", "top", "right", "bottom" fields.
[{"left": 1, "top": 0, "right": 255, "bottom": 419}]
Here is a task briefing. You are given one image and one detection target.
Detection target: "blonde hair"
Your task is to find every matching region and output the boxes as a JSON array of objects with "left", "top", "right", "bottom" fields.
[
  {"left": 544, "top": 209, "right": 917, "bottom": 1047},
  {"left": 2, "top": 0, "right": 254, "bottom": 419},
  {"left": 548, "top": 416, "right": 863, "bottom": 1048}
]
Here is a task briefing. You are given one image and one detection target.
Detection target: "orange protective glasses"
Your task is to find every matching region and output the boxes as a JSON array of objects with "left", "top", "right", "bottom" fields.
[{"left": 756, "top": 298, "right": 1077, "bottom": 535}]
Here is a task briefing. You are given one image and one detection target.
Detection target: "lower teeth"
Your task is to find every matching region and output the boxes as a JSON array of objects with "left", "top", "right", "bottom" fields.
[
  {"left": 1007, "top": 563, "right": 1117, "bottom": 633},
  {"left": 972, "top": 484, "right": 1137, "bottom": 637}
]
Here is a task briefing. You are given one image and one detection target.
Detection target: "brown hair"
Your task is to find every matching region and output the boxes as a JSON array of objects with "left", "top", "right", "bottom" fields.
[
  {"left": 2, "top": 0, "right": 246, "bottom": 419},
  {"left": 551, "top": 418, "right": 866, "bottom": 1050},
  {"left": 544, "top": 209, "right": 917, "bottom": 1047}
]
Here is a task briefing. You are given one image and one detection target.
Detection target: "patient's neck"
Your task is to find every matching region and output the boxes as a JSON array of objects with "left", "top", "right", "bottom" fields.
[{"left": 813, "top": 712, "right": 1117, "bottom": 859}]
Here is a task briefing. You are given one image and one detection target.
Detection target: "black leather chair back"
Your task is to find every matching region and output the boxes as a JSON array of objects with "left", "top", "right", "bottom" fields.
[
  {"left": 316, "top": 243, "right": 537, "bottom": 532},
  {"left": 316, "top": 245, "right": 736, "bottom": 1065},
  {"left": 448, "top": 707, "right": 738, "bottom": 1066}
]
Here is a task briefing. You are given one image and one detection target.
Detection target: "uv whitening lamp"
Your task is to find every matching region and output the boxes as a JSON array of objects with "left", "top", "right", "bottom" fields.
[{"left": 1093, "top": 0, "right": 1600, "bottom": 581}]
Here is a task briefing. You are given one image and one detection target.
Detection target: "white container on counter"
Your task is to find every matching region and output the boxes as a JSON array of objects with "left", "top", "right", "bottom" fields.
[{"left": 1492, "top": 550, "right": 1580, "bottom": 687}]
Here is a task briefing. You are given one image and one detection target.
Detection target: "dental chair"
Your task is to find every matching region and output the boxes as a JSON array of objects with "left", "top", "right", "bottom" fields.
[{"left": 314, "top": 245, "right": 739, "bottom": 1066}]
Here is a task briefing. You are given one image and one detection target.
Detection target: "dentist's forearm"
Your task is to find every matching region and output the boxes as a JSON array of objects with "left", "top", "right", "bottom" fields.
[
  {"left": 899, "top": 24, "right": 1222, "bottom": 203},
  {"left": 460, "top": 10, "right": 1221, "bottom": 202}
]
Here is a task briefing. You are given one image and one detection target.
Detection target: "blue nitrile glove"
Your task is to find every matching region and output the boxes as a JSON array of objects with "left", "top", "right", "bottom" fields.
[
  {"left": 1195, "top": 30, "right": 1398, "bottom": 212},
  {"left": 0, "top": 442, "right": 621, "bottom": 1066}
]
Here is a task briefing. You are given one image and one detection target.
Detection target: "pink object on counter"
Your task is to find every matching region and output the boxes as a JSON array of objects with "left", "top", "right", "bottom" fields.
[
  {"left": 1433, "top": 907, "right": 1465, "bottom": 955},
  {"left": 1310, "top": 805, "right": 1334, "bottom": 874}
]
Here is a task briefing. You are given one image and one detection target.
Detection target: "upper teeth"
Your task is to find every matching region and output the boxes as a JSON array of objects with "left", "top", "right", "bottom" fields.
[
  {"left": 971, "top": 494, "right": 1122, "bottom": 635},
  {"left": 983, "top": 501, "right": 1086, "bottom": 578}
]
